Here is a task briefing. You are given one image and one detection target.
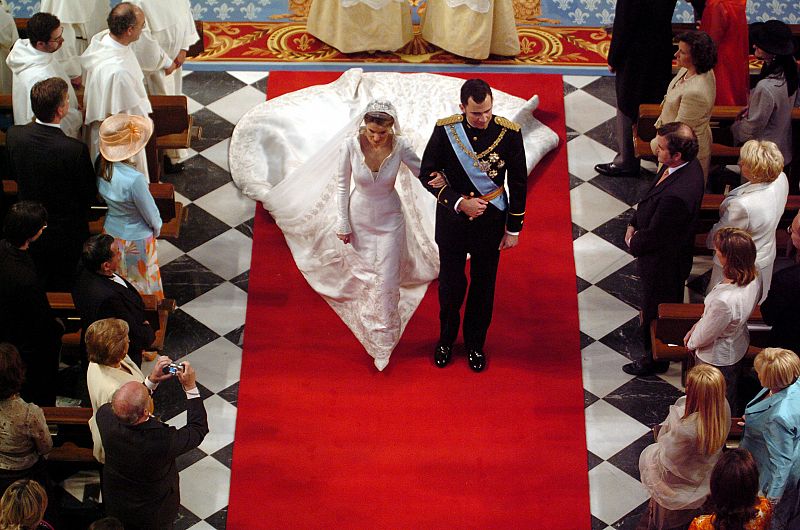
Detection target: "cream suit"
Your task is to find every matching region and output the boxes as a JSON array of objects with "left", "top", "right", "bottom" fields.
[
  {"left": 650, "top": 68, "right": 717, "bottom": 177},
  {"left": 706, "top": 173, "right": 790, "bottom": 302}
]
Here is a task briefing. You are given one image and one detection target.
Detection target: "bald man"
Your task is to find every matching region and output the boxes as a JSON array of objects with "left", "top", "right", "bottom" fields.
[{"left": 96, "top": 363, "right": 208, "bottom": 530}]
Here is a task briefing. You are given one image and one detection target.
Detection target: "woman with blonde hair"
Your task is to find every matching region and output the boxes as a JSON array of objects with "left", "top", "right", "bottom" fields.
[
  {"left": 707, "top": 140, "right": 788, "bottom": 302},
  {"left": 741, "top": 348, "right": 800, "bottom": 528},
  {"left": 687, "top": 227, "right": 761, "bottom": 412},
  {"left": 0, "top": 479, "right": 52, "bottom": 529},
  {"left": 86, "top": 318, "right": 173, "bottom": 463},
  {"left": 639, "top": 364, "right": 731, "bottom": 529}
]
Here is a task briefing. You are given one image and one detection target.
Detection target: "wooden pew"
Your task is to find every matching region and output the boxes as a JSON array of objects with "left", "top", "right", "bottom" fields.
[{"left": 41, "top": 406, "right": 96, "bottom": 465}]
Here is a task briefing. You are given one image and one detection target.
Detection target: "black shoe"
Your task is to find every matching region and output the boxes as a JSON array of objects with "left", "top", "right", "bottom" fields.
[
  {"left": 467, "top": 347, "right": 486, "bottom": 372},
  {"left": 594, "top": 162, "right": 639, "bottom": 177},
  {"left": 164, "top": 156, "right": 185, "bottom": 174},
  {"left": 434, "top": 344, "right": 452, "bottom": 368},
  {"left": 622, "top": 359, "right": 669, "bottom": 376}
]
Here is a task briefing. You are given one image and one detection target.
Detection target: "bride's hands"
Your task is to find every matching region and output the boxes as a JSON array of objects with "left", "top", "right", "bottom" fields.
[
  {"left": 428, "top": 172, "right": 446, "bottom": 188},
  {"left": 337, "top": 233, "right": 351, "bottom": 244}
]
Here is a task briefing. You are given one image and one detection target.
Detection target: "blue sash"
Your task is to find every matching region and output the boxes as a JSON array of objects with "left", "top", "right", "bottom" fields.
[{"left": 446, "top": 122, "right": 507, "bottom": 211}]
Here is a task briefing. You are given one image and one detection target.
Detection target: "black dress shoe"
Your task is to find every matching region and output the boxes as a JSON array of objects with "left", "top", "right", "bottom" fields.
[
  {"left": 164, "top": 156, "right": 185, "bottom": 174},
  {"left": 594, "top": 162, "right": 639, "bottom": 177},
  {"left": 467, "top": 347, "right": 486, "bottom": 372},
  {"left": 434, "top": 344, "right": 452, "bottom": 368},
  {"left": 622, "top": 359, "right": 670, "bottom": 376}
]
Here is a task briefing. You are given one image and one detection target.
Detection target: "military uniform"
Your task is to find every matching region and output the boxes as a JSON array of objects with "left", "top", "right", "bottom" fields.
[{"left": 419, "top": 113, "right": 527, "bottom": 352}]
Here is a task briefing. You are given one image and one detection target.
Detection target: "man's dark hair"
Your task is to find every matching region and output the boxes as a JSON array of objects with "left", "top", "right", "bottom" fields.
[
  {"left": 108, "top": 2, "right": 138, "bottom": 37},
  {"left": 89, "top": 517, "right": 125, "bottom": 530},
  {"left": 676, "top": 31, "right": 717, "bottom": 74},
  {"left": 27, "top": 12, "right": 60, "bottom": 47},
  {"left": 460, "top": 79, "right": 493, "bottom": 107},
  {"left": 2, "top": 201, "right": 47, "bottom": 248},
  {"left": 657, "top": 121, "right": 699, "bottom": 162},
  {"left": 81, "top": 234, "right": 115, "bottom": 273},
  {"left": 0, "top": 343, "right": 25, "bottom": 400},
  {"left": 30, "top": 77, "right": 68, "bottom": 123}
]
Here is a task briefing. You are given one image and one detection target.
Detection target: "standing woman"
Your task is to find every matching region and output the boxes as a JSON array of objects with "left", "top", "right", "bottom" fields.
[
  {"left": 639, "top": 364, "right": 731, "bottom": 529},
  {"left": 686, "top": 227, "right": 761, "bottom": 412},
  {"left": 335, "top": 100, "right": 441, "bottom": 370},
  {"left": 698, "top": 0, "right": 749, "bottom": 105},
  {"left": 650, "top": 31, "right": 718, "bottom": 178},
  {"left": 96, "top": 114, "right": 164, "bottom": 298},
  {"left": 732, "top": 20, "right": 798, "bottom": 174},
  {"left": 706, "top": 140, "right": 788, "bottom": 302}
]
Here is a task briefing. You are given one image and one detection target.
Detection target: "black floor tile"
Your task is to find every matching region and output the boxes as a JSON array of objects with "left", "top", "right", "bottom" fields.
[
  {"left": 174, "top": 505, "right": 203, "bottom": 530},
  {"left": 161, "top": 255, "right": 226, "bottom": 305},
  {"left": 587, "top": 450, "right": 603, "bottom": 472},
  {"left": 189, "top": 108, "right": 236, "bottom": 151},
  {"left": 235, "top": 217, "right": 254, "bottom": 238},
  {"left": 580, "top": 331, "right": 595, "bottom": 350},
  {"left": 211, "top": 442, "right": 234, "bottom": 468},
  {"left": 183, "top": 71, "right": 247, "bottom": 106},
  {"left": 176, "top": 447, "right": 208, "bottom": 472},
  {"left": 599, "top": 316, "right": 644, "bottom": 362},
  {"left": 592, "top": 514, "right": 609, "bottom": 530},
  {"left": 577, "top": 275, "right": 592, "bottom": 294},
  {"left": 585, "top": 388, "right": 599, "bottom": 408},
  {"left": 170, "top": 205, "right": 232, "bottom": 253},
  {"left": 595, "top": 261, "right": 641, "bottom": 310},
  {"left": 584, "top": 116, "right": 617, "bottom": 151},
  {"left": 581, "top": 75, "right": 617, "bottom": 107},
  {"left": 252, "top": 74, "right": 268, "bottom": 94},
  {"left": 606, "top": 432, "right": 654, "bottom": 481},
  {"left": 230, "top": 270, "right": 249, "bottom": 293},
  {"left": 687, "top": 269, "right": 712, "bottom": 296},
  {"left": 573, "top": 222, "right": 588, "bottom": 240},
  {"left": 591, "top": 208, "right": 636, "bottom": 251},
  {"left": 205, "top": 507, "right": 228, "bottom": 530},
  {"left": 217, "top": 381, "right": 239, "bottom": 407},
  {"left": 224, "top": 325, "right": 245, "bottom": 348},
  {"left": 604, "top": 377, "right": 684, "bottom": 427},
  {"left": 163, "top": 309, "right": 221, "bottom": 360},
  {"left": 563, "top": 80, "right": 580, "bottom": 96},
  {"left": 569, "top": 172, "right": 585, "bottom": 190},
  {"left": 154, "top": 379, "right": 214, "bottom": 422},
  {"left": 590, "top": 173, "right": 656, "bottom": 207},
  {"left": 162, "top": 154, "right": 233, "bottom": 201}
]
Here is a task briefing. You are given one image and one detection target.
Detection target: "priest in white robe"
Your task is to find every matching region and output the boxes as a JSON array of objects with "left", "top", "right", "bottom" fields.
[
  {"left": 130, "top": 0, "right": 198, "bottom": 169},
  {"left": 0, "top": 0, "right": 19, "bottom": 94},
  {"left": 81, "top": 2, "right": 151, "bottom": 177},
  {"left": 6, "top": 12, "right": 82, "bottom": 138},
  {"left": 39, "top": 0, "right": 109, "bottom": 80},
  {"left": 421, "top": 0, "right": 520, "bottom": 60}
]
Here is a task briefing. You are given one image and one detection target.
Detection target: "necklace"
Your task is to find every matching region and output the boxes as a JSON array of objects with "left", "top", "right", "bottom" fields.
[{"left": 447, "top": 124, "right": 506, "bottom": 171}]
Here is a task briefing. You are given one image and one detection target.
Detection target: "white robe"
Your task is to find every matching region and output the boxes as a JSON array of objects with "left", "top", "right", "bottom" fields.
[
  {"left": 0, "top": 3, "right": 18, "bottom": 94},
  {"left": 40, "top": 0, "right": 110, "bottom": 79},
  {"left": 5, "top": 39, "right": 82, "bottom": 138},
  {"left": 229, "top": 69, "right": 559, "bottom": 366},
  {"left": 81, "top": 31, "right": 152, "bottom": 175},
  {"left": 129, "top": 0, "right": 198, "bottom": 96}
]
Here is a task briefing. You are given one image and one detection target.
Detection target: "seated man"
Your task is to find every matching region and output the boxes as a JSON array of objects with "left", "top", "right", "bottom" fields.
[
  {"left": 97, "top": 366, "right": 207, "bottom": 530},
  {"left": 7, "top": 77, "right": 96, "bottom": 292},
  {"left": 761, "top": 213, "right": 800, "bottom": 353},
  {"left": 0, "top": 202, "right": 63, "bottom": 406},
  {"left": 72, "top": 234, "right": 156, "bottom": 366}
]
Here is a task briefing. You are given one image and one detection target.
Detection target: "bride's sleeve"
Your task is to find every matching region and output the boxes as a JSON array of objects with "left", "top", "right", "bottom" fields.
[
  {"left": 336, "top": 140, "right": 353, "bottom": 235},
  {"left": 399, "top": 136, "right": 422, "bottom": 176}
]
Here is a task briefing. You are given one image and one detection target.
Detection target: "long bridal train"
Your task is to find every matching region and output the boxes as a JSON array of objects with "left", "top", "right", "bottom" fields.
[{"left": 229, "top": 69, "right": 559, "bottom": 369}]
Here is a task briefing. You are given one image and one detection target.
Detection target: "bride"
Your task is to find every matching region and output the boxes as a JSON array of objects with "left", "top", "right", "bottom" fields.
[
  {"left": 335, "top": 100, "right": 444, "bottom": 370},
  {"left": 230, "top": 69, "right": 559, "bottom": 370}
]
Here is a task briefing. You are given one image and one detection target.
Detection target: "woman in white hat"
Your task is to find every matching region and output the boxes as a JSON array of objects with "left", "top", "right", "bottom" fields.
[{"left": 96, "top": 113, "right": 163, "bottom": 298}]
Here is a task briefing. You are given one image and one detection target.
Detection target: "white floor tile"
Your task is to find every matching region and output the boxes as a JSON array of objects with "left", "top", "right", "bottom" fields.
[
  {"left": 181, "top": 336, "right": 242, "bottom": 393},
  {"left": 205, "top": 85, "right": 266, "bottom": 125},
  {"left": 577, "top": 286, "right": 639, "bottom": 340},
  {"left": 193, "top": 181, "right": 256, "bottom": 228},
  {"left": 567, "top": 135, "right": 617, "bottom": 181},
  {"left": 584, "top": 400, "right": 650, "bottom": 460},
  {"left": 187, "top": 522, "right": 217, "bottom": 530},
  {"left": 582, "top": 341, "right": 635, "bottom": 398},
  {"left": 188, "top": 228, "right": 253, "bottom": 281},
  {"left": 168, "top": 395, "right": 237, "bottom": 455},
  {"left": 186, "top": 96, "right": 204, "bottom": 115},
  {"left": 573, "top": 232, "right": 634, "bottom": 283},
  {"left": 657, "top": 362, "right": 685, "bottom": 391},
  {"left": 157, "top": 239, "right": 183, "bottom": 266},
  {"left": 175, "top": 190, "right": 192, "bottom": 205},
  {"left": 570, "top": 182, "right": 630, "bottom": 231},
  {"left": 60, "top": 470, "right": 100, "bottom": 502},
  {"left": 181, "top": 282, "right": 248, "bottom": 336},
  {"left": 176, "top": 148, "right": 198, "bottom": 165},
  {"left": 564, "top": 90, "right": 617, "bottom": 133},
  {"left": 563, "top": 75, "right": 600, "bottom": 88},
  {"left": 588, "top": 461, "right": 650, "bottom": 525},
  {"left": 227, "top": 70, "right": 269, "bottom": 85},
  {"left": 199, "top": 138, "right": 230, "bottom": 171},
  {"left": 179, "top": 456, "right": 231, "bottom": 519}
]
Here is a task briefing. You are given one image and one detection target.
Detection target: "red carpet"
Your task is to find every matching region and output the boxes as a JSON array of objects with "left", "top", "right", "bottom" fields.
[{"left": 228, "top": 72, "right": 588, "bottom": 528}]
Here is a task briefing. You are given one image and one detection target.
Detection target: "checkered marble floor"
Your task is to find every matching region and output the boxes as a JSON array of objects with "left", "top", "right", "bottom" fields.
[{"left": 56, "top": 70, "right": 715, "bottom": 529}]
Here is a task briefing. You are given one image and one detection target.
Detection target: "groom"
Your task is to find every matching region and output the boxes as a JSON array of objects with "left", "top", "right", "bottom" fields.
[{"left": 419, "top": 78, "right": 527, "bottom": 372}]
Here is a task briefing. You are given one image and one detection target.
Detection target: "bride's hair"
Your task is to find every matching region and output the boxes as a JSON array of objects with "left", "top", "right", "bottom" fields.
[{"left": 364, "top": 112, "right": 394, "bottom": 128}]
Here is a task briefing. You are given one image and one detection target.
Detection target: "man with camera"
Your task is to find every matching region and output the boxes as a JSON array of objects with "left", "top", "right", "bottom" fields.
[{"left": 96, "top": 361, "right": 208, "bottom": 530}]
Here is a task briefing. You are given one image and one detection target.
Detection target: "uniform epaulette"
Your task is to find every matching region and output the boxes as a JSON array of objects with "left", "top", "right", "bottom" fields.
[
  {"left": 436, "top": 115, "right": 463, "bottom": 126},
  {"left": 494, "top": 116, "right": 521, "bottom": 132}
]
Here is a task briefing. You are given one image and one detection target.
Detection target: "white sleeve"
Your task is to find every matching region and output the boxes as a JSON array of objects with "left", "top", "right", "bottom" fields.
[
  {"left": 686, "top": 297, "right": 733, "bottom": 351},
  {"left": 336, "top": 141, "right": 353, "bottom": 235}
]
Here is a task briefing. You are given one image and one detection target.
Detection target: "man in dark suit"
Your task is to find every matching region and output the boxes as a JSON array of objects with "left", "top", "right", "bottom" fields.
[
  {"left": 761, "top": 213, "right": 800, "bottom": 353},
  {"left": 97, "top": 363, "right": 208, "bottom": 530},
  {"left": 624, "top": 122, "right": 705, "bottom": 376},
  {"left": 0, "top": 201, "right": 63, "bottom": 405},
  {"left": 6, "top": 77, "right": 96, "bottom": 291},
  {"left": 419, "top": 78, "right": 527, "bottom": 372},
  {"left": 72, "top": 234, "right": 156, "bottom": 366},
  {"left": 595, "top": 0, "right": 678, "bottom": 177}
]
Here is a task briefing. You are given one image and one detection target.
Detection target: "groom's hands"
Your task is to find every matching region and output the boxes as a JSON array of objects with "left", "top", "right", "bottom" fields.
[
  {"left": 458, "top": 197, "right": 487, "bottom": 219},
  {"left": 499, "top": 233, "right": 519, "bottom": 250}
]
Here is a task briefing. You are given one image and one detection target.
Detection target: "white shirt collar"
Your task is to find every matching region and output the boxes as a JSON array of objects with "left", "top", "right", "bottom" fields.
[
  {"left": 35, "top": 119, "right": 61, "bottom": 129},
  {"left": 667, "top": 161, "right": 689, "bottom": 175}
]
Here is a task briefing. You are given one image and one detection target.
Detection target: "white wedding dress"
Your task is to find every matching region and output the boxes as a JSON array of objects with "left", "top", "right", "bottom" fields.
[{"left": 229, "top": 69, "right": 559, "bottom": 369}]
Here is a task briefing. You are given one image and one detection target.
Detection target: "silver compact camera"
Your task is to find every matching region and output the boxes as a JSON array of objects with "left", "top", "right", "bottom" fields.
[{"left": 162, "top": 362, "right": 185, "bottom": 375}]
